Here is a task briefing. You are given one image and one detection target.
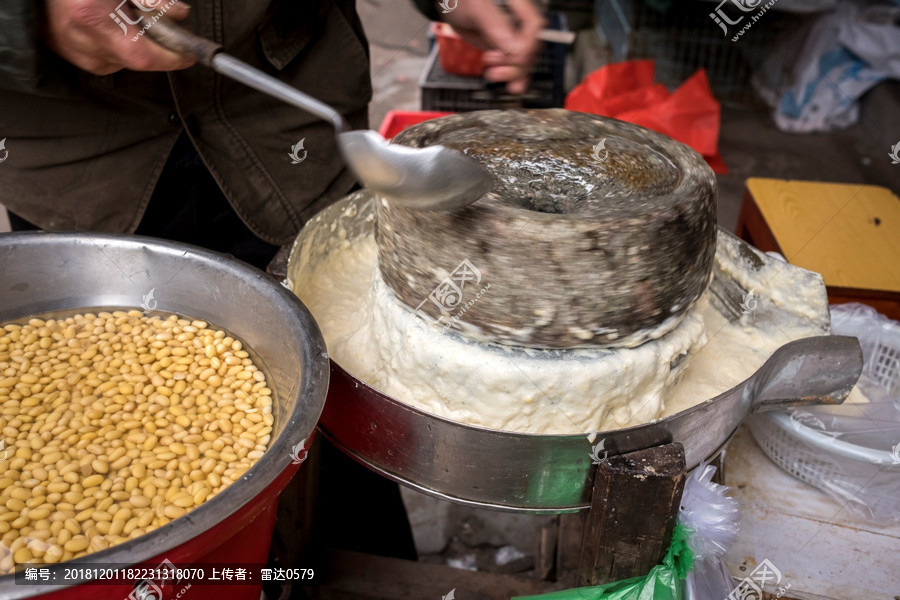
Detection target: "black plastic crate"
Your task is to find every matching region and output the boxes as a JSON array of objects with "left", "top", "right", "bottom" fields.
[{"left": 420, "top": 12, "right": 568, "bottom": 112}]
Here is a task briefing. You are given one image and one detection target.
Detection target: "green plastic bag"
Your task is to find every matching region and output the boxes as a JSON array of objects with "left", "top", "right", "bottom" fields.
[{"left": 514, "top": 524, "right": 695, "bottom": 600}]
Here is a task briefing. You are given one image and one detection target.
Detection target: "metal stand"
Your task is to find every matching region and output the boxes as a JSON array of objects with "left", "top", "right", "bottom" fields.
[
  {"left": 280, "top": 443, "right": 688, "bottom": 598},
  {"left": 266, "top": 250, "right": 690, "bottom": 597}
]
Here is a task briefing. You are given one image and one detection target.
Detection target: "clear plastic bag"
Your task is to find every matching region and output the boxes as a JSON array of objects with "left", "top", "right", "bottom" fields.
[
  {"left": 751, "top": 1, "right": 900, "bottom": 132},
  {"left": 749, "top": 303, "right": 900, "bottom": 524},
  {"left": 680, "top": 464, "right": 740, "bottom": 600},
  {"left": 513, "top": 464, "right": 740, "bottom": 600},
  {"left": 830, "top": 302, "right": 900, "bottom": 401}
]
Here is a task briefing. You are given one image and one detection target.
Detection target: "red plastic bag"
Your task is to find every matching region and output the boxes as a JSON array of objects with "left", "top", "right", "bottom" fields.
[{"left": 565, "top": 61, "right": 727, "bottom": 173}]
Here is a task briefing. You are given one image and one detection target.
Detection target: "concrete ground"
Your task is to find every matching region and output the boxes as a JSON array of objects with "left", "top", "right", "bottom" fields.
[{"left": 362, "top": 0, "right": 431, "bottom": 129}]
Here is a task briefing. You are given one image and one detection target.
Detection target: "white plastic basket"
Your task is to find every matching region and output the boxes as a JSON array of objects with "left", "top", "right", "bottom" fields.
[
  {"left": 749, "top": 303, "right": 900, "bottom": 524},
  {"left": 860, "top": 317, "right": 900, "bottom": 398}
]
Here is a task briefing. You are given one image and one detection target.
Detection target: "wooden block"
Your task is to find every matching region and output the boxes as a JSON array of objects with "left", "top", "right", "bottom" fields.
[
  {"left": 536, "top": 519, "right": 558, "bottom": 581},
  {"left": 577, "top": 443, "right": 686, "bottom": 586},
  {"left": 555, "top": 513, "right": 586, "bottom": 587},
  {"left": 735, "top": 188, "right": 783, "bottom": 255}
]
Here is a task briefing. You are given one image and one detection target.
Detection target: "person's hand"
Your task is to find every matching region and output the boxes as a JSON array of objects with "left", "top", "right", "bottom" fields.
[
  {"left": 441, "top": 0, "right": 544, "bottom": 94},
  {"left": 43, "top": 0, "right": 195, "bottom": 76}
]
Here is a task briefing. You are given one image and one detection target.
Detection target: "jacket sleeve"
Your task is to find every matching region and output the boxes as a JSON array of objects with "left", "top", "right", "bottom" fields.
[
  {"left": 410, "top": 0, "right": 440, "bottom": 22},
  {"left": 0, "top": 1, "right": 43, "bottom": 91}
]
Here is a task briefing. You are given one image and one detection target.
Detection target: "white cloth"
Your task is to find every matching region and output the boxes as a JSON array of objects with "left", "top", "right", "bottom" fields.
[{"left": 755, "top": 1, "right": 900, "bottom": 132}]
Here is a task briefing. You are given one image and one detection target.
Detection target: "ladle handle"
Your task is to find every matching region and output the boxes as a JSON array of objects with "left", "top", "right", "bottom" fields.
[
  {"left": 537, "top": 29, "right": 576, "bottom": 45},
  {"left": 210, "top": 54, "right": 349, "bottom": 132},
  {"left": 141, "top": 10, "right": 222, "bottom": 66},
  {"left": 144, "top": 12, "right": 350, "bottom": 133}
]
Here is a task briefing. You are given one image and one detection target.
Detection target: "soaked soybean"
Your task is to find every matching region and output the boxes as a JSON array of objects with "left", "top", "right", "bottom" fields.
[{"left": 0, "top": 311, "right": 275, "bottom": 573}]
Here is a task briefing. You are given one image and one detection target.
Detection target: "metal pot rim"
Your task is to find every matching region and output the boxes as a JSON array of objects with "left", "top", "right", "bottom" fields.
[{"left": 291, "top": 194, "right": 862, "bottom": 512}]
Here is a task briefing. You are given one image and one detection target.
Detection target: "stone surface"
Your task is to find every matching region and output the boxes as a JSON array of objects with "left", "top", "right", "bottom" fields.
[{"left": 377, "top": 109, "right": 717, "bottom": 349}]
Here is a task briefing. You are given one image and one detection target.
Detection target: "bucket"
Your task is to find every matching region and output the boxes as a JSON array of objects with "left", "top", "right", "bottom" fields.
[
  {"left": 0, "top": 233, "right": 329, "bottom": 599},
  {"left": 431, "top": 22, "right": 484, "bottom": 77}
]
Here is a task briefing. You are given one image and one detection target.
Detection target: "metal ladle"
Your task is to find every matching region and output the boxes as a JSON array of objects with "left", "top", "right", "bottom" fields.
[{"left": 145, "top": 17, "right": 492, "bottom": 211}]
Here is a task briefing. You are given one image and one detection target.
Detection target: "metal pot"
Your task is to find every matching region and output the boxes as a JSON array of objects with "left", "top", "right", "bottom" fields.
[
  {"left": 0, "top": 233, "right": 329, "bottom": 599},
  {"left": 287, "top": 192, "right": 863, "bottom": 513}
]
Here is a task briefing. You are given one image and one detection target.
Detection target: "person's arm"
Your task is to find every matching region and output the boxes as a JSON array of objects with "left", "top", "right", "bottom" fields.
[
  {"left": 0, "top": 0, "right": 195, "bottom": 92},
  {"left": 43, "top": 0, "right": 194, "bottom": 76},
  {"left": 412, "top": 0, "right": 544, "bottom": 94}
]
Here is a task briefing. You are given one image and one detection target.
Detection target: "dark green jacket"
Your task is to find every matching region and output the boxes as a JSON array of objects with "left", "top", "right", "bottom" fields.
[{"left": 0, "top": 0, "right": 372, "bottom": 245}]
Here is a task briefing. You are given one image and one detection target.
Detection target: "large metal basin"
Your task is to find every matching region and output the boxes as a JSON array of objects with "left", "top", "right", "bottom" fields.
[
  {"left": 287, "top": 192, "right": 863, "bottom": 513},
  {"left": 0, "top": 232, "right": 329, "bottom": 598}
]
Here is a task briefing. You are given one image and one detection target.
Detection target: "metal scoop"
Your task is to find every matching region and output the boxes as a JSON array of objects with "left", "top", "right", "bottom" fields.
[{"left": 146, "top": 17, "right": 491, "bottom": 211}]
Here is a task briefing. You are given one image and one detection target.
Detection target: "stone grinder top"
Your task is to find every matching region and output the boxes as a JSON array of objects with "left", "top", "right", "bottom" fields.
[{"left": 377, "top": 109, "right": 717, "bottom": 349}]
